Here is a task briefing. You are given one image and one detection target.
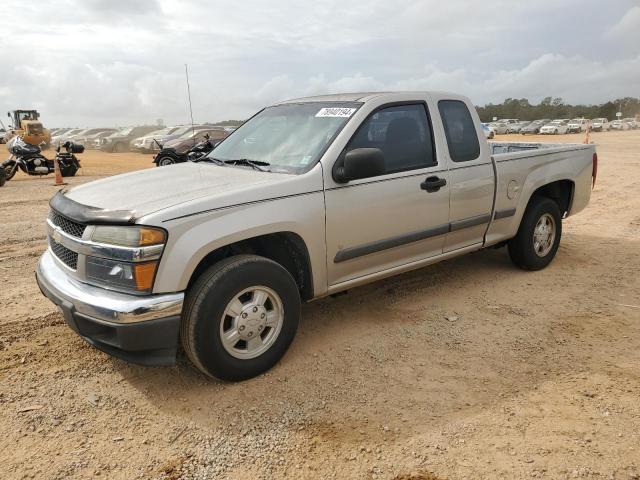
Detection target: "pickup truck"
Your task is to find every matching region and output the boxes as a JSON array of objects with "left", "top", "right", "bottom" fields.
[{"left": 36, "top": 92, "right": 597, "bottom": 381}]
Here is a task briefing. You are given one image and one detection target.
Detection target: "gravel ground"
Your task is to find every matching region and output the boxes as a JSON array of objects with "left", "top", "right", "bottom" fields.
[{"left": 1, "top": 132, "right": 639, "bottom": 480}]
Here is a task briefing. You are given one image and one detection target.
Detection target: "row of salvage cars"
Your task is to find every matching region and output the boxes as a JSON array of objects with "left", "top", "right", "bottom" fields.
[
  {"left": 482, "top": 117, "right": 639, "bottom": 137},
  {"left": 46, "top": 125, "right": 235, "bottom": 153}
]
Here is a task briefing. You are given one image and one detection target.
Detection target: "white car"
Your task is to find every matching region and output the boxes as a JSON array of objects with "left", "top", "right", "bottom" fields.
[
  {"left": 610, "top": 120, "right": 630, "bottom": 131},
  {"left": 481, "top": 123, "right": 495, "bottom": 139},
  {"left": 507, "top": 121, "right": 532, "bottom": 134},
  {"left": 488, "top": 122, "right": 509, "bottom": 134},
  {"left": 591, "top": 118, "right": 610, "bottom": 132},
  {"left": 540, "top": 120, "right": 570, "bottom": 135},
  {"left": 567, "top": 118, "right": 591, "bottom": 134},
  {"left": 622, "top": 118, "right": 638, "bottom": 130}
]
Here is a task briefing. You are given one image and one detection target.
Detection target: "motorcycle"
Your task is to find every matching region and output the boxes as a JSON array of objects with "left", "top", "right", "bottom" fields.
[
  {"left": 153, "top": 134, "right": 216, "bottom": 167},
  {"left": 2, "top": 136, "right": 82, "bottom": 181}
]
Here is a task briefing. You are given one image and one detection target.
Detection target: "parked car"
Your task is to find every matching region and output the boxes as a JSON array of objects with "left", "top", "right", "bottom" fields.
[
  {"left": 481, "top": 123, "right": 494, "bottom": 139},
  {"left": 567, "top": 118, "right": 591, "bottom": 133},
  {"left": 507, "top": 121, "right": 531, "bottom": 134},
  {"left": 80, "top": 129, "right": 118, "bottom": 149},
  {"left": 50, "top": 128, "right": 85, "bottom": 147},
  {"left": 622, "top": 118, "right": 638, "bottom": 129},
  {"left": 540, "top": 119, "right": 570, "bottom": 135},
  {"left": 0, "top": 128, "right": 6, "bottom": 144},
  {"left": 521, "top": 120, "right": 549, "bottom": 135},
  {"left": 36, "top": 91, "right": 597, "bottom": 381},
  {"left": 591, "top": 118, "right": 610, "bottom": 131},
  {"left": 98, "top": 126, "right": 159, "bottom": 152},
  {"left": 73, "top": 128, "right": 117, "bottom": 147},
  {"left": 498, "top": 119, "right": 520, "bottom": 125},
  {"left": 130, "top": 125, "right": 213, "bottom": 153},
  {"left": 610, "top": 120, "right": 630, "bottom": 131},
  {"left": 160, "top": 127, "right": 230, "bottom": 154},
  {"left": 488, "top": 121, "right": 509, "bottom": 134}
]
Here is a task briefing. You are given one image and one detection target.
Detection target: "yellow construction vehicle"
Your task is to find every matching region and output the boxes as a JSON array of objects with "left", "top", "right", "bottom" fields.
[{"left": 4, "top": 110, "right": 51, "bottom": 148}]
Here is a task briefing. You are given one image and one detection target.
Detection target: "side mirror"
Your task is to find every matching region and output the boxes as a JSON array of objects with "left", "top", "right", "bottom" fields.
[{"left": 334, "top": 148, "right": 385, "bottom": 183}]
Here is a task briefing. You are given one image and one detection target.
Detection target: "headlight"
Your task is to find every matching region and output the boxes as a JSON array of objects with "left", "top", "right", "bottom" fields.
[
  {"left": 92, "top": 225, "right": 165, "bottom": 247},
  {"left": 86, "top": 226, "right": 166, "bottom": 293}
]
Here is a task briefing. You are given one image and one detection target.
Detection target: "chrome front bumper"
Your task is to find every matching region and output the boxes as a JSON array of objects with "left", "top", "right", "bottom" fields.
[
  {"left": 36, "top": 250, "right": 184, "bottom": 366},
  {"left": 37, "top": 250, "right": 183, "bottom": 323}
]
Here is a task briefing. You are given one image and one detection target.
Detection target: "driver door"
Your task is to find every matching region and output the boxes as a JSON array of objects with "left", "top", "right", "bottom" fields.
[{"left": 325, "top": 102, "right": 450, "bottom": 287}]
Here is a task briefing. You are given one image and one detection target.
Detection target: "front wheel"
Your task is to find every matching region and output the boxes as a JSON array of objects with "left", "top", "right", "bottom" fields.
[
  {"left": 508, "top": 197, "right": 562, "bottom": 271},
  {"left": 3, "top": 161, "right": 17, "bottom": 181},
  {"left": 181, "top": 255, "right": 301, "bottom": 381},
  {"left": 156, "top": 156, "right": 175, "bottom": 166}
]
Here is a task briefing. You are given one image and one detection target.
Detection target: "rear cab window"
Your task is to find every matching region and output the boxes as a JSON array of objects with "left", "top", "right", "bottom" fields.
[{"left": 438, "top": 100, "right": 480, "bottom": 162}]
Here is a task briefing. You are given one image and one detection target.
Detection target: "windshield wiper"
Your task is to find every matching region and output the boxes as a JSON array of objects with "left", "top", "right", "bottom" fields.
[
  {"left": 223, "top": 158, "right": 270, "bottom": 172},
  {"left": 195, "top": 156, "right": 226, "bottom": 166}
]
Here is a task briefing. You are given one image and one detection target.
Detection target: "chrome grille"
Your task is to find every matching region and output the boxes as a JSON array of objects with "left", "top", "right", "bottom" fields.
[
  {"left": 49, "top": 237, "right": 78, "bottom": 270},
  {"left": 49, "top": 210, "right": 86, "bottom": 238}
]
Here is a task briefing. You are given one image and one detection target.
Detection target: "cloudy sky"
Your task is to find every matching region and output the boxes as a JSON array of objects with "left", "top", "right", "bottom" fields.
[{"left": 1, "top": 0, "right": 639, "bottom": 127}]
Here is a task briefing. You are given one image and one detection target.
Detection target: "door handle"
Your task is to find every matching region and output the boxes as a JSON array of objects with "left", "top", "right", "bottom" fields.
[{"left": 420, "top": 176, "right": 447, "bottom": 193}]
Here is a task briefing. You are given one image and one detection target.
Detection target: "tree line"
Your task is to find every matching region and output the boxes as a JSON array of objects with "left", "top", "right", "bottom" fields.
[{"left": 476, "top": 97, "right": 640, "bottom": 122}]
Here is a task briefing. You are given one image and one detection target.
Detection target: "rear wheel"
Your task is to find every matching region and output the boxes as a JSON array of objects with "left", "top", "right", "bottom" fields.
[
  {"left": 181, "top": 255, "right": 301, "bottom": 381},
  {"left": 60, "top": 163, "right": 78, "bottom": 177},
  {"left": 508, "top": 197, "right": 562, "bottom": 271},
  {"left": 113, "top": 142, "right": 126, "bottom": 153}
]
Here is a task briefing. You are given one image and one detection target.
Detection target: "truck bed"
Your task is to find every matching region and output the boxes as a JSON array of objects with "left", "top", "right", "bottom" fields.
[{"left": 484, "top": 141, "right": 596, "bottom": 247}]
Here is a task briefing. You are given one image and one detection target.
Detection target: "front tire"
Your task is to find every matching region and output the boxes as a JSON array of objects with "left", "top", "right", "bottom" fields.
[
  {"left": 3, "top": 162, "right": 17, "bottom": 181},
  {"left": 156, "top": 156, "right": 175, "bottom": 166},
  {"left": 181, "top": 255, "right": 301, "bottom": 381},
  {"left": 508, "top": 197, "right": 562, "bottom": 271}
]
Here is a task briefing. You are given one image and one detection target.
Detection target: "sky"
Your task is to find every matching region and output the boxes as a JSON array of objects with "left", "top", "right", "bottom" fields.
[{"left": 1, "top": 0, "right": 639, "bottom": 128}]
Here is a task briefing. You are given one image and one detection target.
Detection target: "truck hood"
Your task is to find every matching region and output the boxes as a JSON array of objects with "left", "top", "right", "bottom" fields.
[{"left": 63, "top": 162, "right": 302, "bottom": 220}]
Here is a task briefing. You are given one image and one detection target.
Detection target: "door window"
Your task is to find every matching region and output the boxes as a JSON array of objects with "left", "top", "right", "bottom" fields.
[
  {"left": 346, "top": 104, "right": 436, "bottom": 175},
  {"left": 438, "top": 100, "right": 480, "bottom": 162}
]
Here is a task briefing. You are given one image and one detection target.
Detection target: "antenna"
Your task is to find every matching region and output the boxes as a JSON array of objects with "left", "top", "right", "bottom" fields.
[{"left": 185, "top": 64, "right": 195, "bottom": 142}]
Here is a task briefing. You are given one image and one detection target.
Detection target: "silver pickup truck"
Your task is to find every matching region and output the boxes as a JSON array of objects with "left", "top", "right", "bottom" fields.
[{"left": 36, "top": 92, "right": 597, "bottom": 381}]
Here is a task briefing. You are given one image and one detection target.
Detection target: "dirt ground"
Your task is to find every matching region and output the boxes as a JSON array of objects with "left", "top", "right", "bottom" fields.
[{"left": 1, "top": 131, "right": 639, "bottom": 480}]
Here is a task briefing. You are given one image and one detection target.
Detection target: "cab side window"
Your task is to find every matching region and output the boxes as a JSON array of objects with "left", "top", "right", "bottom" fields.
[
  {"left": 346, "top": 104, "right": 436, "bottom": 175},
  {"left": 438, "top": 100, "right": 480, "bottom": 162}
]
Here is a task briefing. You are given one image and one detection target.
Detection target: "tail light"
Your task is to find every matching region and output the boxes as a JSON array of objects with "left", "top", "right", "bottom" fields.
[{"left": 591, "top": 153, "right": 598, "bottom": 189}]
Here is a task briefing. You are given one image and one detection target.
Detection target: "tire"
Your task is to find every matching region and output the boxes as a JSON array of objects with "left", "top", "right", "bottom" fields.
[
  {"left": 0, "top": 167, "right": 5, "bottom": 187},
  {"left": 60, "top": 163, "right": 78, "bottom": 177},
  {"left": 181, "top": 254, "right": 301, "bottom": 381},
  {"left": 3, "top": 162, "right": 17, "bottom": 181},
  {"left": 113, "top": 142, "right": 126, "bottom": 153},
  {"left": 156, "top": 156, "right": 175, "bottom": 166},
  {"left": 508, "top": 197, "right": 562, "bottom": 271}
]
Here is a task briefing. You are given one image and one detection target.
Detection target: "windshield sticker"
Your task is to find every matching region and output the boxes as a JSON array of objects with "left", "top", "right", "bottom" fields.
[{"left": 315, "top": 107, "right": 356, "bottom": 118}]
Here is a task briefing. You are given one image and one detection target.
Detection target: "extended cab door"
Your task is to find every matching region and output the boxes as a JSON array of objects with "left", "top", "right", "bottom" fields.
[
  {"left": 324, "top": 100, "right": 450, "bottom": 287},
  {"left": 435, "top": 97, "right": 495, "bottom": 252}
]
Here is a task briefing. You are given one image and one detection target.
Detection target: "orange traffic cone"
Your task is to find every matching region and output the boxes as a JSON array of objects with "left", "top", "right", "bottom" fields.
[{"left": 53, "top": 155, "right": 67, "bottom": 186}]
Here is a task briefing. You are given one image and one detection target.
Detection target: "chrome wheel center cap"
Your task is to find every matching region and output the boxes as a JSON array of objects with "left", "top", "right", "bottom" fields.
[{"left": 237, "top": 305, "right": 267, "bottom": 339}]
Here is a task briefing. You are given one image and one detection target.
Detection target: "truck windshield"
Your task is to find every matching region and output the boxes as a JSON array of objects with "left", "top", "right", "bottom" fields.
[{"left": 208, "top": 102, "right": 361, "bottom": 174}]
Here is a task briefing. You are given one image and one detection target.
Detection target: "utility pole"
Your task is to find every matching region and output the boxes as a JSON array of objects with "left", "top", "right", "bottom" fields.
[{"left": 185, "top": 64, "right": 195, "bottom": 140}]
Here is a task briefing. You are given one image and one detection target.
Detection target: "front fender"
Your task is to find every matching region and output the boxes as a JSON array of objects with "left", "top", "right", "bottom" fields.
[{"left": 150, "top": 192, "right": 327, "bottom": 297}]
